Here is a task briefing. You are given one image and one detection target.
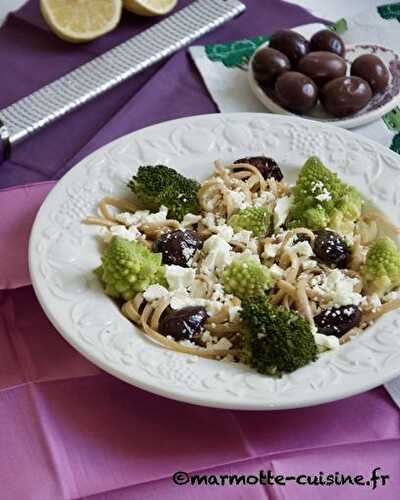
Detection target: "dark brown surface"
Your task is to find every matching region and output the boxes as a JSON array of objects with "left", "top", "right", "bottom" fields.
[
  {"left": 274, "top": 71, "right": 318, "bottom": 113},
  {"left": 310, "top": 29, "right": 346, "bottom": 57},
  {"left": 269, "top": 29, "right": 310, "bottom": 66},
  {"left": 252, "top": 47, "right": 291, "bottom": 86},
  {"left": 321, "top": 76, "right": 372, "bottom": 117},
  {"left": 350, "top": 54, "right": 389, "bottom": 94},
  {"left": 297, "top": 51, "right": 347, "bottom": 88}
]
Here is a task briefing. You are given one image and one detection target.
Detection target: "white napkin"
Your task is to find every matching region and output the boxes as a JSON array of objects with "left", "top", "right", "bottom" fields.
[{"left": 189, "top": 5, "right": 400, "bottom": 154}]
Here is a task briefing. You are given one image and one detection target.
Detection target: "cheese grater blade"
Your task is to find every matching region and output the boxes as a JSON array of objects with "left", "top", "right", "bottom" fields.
[{"left": 0, "top": 0, "right": 245, "bottom": 162}]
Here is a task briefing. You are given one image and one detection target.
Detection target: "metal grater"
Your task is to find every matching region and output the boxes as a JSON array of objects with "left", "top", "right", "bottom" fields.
[{"left": 0, "top": 0, "right": 245, "bottom": 162}]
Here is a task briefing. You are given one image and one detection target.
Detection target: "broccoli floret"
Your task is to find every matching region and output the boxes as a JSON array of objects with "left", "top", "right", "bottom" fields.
[
  {"left": 361, "top": 237, "right": 400, "bottom": 297},
  {"left": 222, "top": 256, "right": 275, "bottom": 299},
  {"left": 128, "top": 165, "right": 200, "bottom": 221},
  {"left": 159, "top": 176, "right": 200, "bottom": 221},
  {"left": 228, "top": 206, "right": 272, "bottom": 237},
  {"left": 96, "top": 236, "right": 166, "bottom": 301},
  {"left": 240, "top": 296, "right": 318, "bottom": 376},
  {"left": 287, "top": 156, "right": 363, "bottom": 237}
]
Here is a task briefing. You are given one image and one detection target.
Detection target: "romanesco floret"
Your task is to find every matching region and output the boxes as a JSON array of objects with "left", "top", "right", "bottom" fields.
[
  {"left": 96, "top": 236, "right": 166, "bottom": 301},
  {"left": 240, "top": 296, "right": 318, "bottom": 376},
  {"left": 222, "top": 256, "right": 275, "bottom": 299},
  {"left": 361, "top": 237, "right": 400, "bottom": 297},
  {"left": 287, "top": 156, "right": 363, "bottom": 237},
  {"left": 228, "top": 206, "right": 272, "bottom": 237},
  {"left": 128, "top": 165, "right": 200, "bottom": 221}
]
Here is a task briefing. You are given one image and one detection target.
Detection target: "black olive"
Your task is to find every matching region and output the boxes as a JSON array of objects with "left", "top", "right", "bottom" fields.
[
  {"left": 314, "top": 229, "right": 350, "bottom": 268},
  {"left": 269, "top": 30, "right": 310, "bottom": 66},
  {"left": 310, "top": 29, "right": 346, "bottom": 58},
  {"left": 159, "top": 306, "right": 208, "bottom": 341},
  {"left": 314, "top": 305, "right": 362, "bottom": 337},
  {"left": 153, "top": 230, "right": 203, "bottom": 267},
  {"left": 234, "top": 156, "right": 283, "bottom": 181}
]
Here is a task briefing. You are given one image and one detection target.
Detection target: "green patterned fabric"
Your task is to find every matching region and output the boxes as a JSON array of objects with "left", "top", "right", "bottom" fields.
[
  {"left": 383, "top": 108, "right": 400, "bottom": 131},
  {"left": 377, "top": 3, "right": 400, "bottom": 20},
  {"left": 205, "top": 36, "right": 269, "bottom": 68}
]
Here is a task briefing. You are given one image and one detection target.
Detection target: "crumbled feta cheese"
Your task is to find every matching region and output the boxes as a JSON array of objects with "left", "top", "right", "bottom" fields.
[
  {"left": 229, "top": 306, "right": 242, "bottom": 322},
  {"left": 169, "top": 289, "right": 222, "bottom": 316},
  {"left": 202, "top": 235, "right": 232, "bottom": 272},
  {"left": 215, "top": 224, "right": 234, "bottom": 242},
  {"left": 206, "top": 337, "right": 233, "bottom": 351},
  {"left": 182, "top": 246, "right": 195, "bottom": 265},
  {"left": 383, "top": 290, "right": 400, "bottom": 302},
  {"left": 142, "top": 206, "right": 168, "bottom": 224},
  {"left": 291, "top": 241, "right": 314, "bottom": 258},
  {"left": 302, "top": 259, "right": 318, "bottom": 270},
  {"left": 181, "top": 213, "right": 202, "bottom": 227},
  {"left": 262, "top": 242, "right": 281, "bottom": 259},
  {"left": 274, "top": 195, "right": 293, "bottom": 229},
  {"left": 270, "top": 263, "right": 285, "bottom": 279},
  {"left": 311, "top": 181, "right": 332, "bottom": 202},
  {"left": 225, "top": 189, "right": 250, "bottom": 211},
  {"left": 143, "top": 284, "right": 169, "bottom": 301},
  {"left": 313, "top": 269, "right": 363, "bottom": 307},
  {"left": 202, "top": 213, "right": 233, "bottom": 242},
  {"left": 369, "top": 293, "right": 382, "bottom": 311},
  {"left": 254, "top": 190, "right": 276, "bottom": 207},
  {"left": 231, "top": 230, "right": 252, "bottom": 245},
  {"left": 313, "top": 332, "right": 340, "bottom": 350},
  {"left": 102, "top": 224, "right": 141, "bottom": 243},
  {"left": 116, "top": 210, "right": 150, "bottom": 226},
  {"left": 165, "top": 265, "right": 195, "bottom": 290},
  {"left": 211, "top": 283, "right": 225, "bottom": 302}
]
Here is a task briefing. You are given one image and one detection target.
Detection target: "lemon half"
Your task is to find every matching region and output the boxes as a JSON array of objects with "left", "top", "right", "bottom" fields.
[
  {"left": 40, "top": 0, "right": 122, "bottom": 43},
  {"left": 123, "top": 0, "right": 177, "bottom": 17}
]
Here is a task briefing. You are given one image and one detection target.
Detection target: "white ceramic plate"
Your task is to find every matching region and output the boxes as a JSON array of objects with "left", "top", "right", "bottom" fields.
[
  {"left": 248, "top": 43, "right": 400, "bottom": 129},
  {"left": 29, "top": 113, "right": 400, "bottom": 410}
]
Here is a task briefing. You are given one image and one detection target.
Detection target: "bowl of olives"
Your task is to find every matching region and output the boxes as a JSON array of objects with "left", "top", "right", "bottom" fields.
[{"left": 248, "top": 28, "right": 400, "bottom": 129}]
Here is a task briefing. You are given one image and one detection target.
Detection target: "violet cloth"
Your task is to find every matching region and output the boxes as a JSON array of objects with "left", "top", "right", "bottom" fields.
[
  {"left": 0, "top": 1, "right": 399, "bottom": 499},
  {"left": 1, "top": 184, "right": 400, "bottom": 500}
]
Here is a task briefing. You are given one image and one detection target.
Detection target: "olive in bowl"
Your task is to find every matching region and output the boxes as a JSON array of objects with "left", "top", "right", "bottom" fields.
[
  {"left": 275, "top": 71, "right": 318, "bottom": 114},
  {"left": 269, "top": 29, "right": 309, "bottom": 66},
  {"left": 252, "top": 47, "right": 291, "bottom": 86},
  {"left": 320, "top": 76, "right": 372, "bottom": 117},
  {"left": 310, "top": 29, "right": 346, "bottom": 57},
  {"left": 350, "top": 54, "right": 389, "bottom": 94},
  {"left": 297, "top": 51, "right": 347, "bottom": 88}
]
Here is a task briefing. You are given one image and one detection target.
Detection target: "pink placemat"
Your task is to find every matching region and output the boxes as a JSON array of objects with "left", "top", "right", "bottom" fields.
[{"left": 0, "top": 180, "right": 399, "bottom": 500}]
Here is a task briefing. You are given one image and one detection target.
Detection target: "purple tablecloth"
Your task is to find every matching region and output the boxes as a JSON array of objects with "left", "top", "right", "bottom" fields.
[{"left": 0, "top": 1, "right": 399, "bottom": 499}]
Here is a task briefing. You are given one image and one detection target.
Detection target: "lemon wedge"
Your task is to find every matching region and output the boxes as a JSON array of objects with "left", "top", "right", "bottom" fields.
[
  {"left": 123, "top": 0, "right": 177, "bottom": 17},
  {"left": 40, "top": 0, "right": 122, "bottom": 43}
]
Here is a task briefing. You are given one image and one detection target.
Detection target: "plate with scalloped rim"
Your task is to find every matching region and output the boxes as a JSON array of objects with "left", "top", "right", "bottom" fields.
[
  {"left": 29, "top": 113, "right": 400, "bottom": 410},
  {"left": 248, "top": 42, "right": 400, "bottom": 129}
]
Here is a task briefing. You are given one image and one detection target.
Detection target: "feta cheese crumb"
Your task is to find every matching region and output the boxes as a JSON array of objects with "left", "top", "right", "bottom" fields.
[
  {"left": 254, "top": 190, "right": 276, "bottom": 207},
  {"left": 181, "top": 213, "right": 202, "bottom": 227},
  {"left": 291, "top": 241, "right": 314, "bottom": 258},
  {"left": 302, "top": 259, "right": 318, "bottom": 270},
  {"left": 142, "top": 206, "right": 168, "bottom": 224},
  {"left": 313, "top": 269, "right": 363, "bottom": 307},
  {"left": 202, "top": 235, "right": 233, "bottom": 272},
  {"left": 143, "top": 284, "right": 169, "bottom": 302},
  {"left": 102, "top": 224, "right": 141, "bottom": 243},
  {"left": 207, "top": 337, "right": 233, "bottom": 351},
  {"left": 270, "top": 263, "right": 285, "bottom": 279},
  {"left": 231, "top": 229, "right": 252, "bottom": 245},
  {"left": 262, "top": 242, "right": 281, "bottom": 259},
  {"left": 115, "top": 210, "right": 150, "bottom": 226},
  {"left": 383, "top": 290, "right": 400, "bottom": 302},
  {"left": 225, "top": 189, "right": 250, "bottom": 211},
  {"left": 274, "top": 195, "right": 293, "bottom": 229},
  {"left": 313, "top": 332, "right": 340, "bottom": 350},
  {"left": 165, "top": 265, "right": 195, "bottom": 290},
  {"left": 229, "top": 306, "right": 242, "bottom": 322}
]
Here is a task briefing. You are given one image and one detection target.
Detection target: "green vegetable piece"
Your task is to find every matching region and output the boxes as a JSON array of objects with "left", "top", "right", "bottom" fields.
[
  {"left": 228, "top": 206, "right": 272, "bottom": 237},
  {"left": 222, "top": 256, "right": 275, "bottom": 299},
  {"left": 128, "top": 165, "right": 200, "bottom": 221},
  {"left": 240, "top": 296, "right": 318, "bottom": 376},
  {"left": 96, "top": 236, "right": 166, "bottom": 301},
  {"left": 287, "top": 156, "right": 363, "bottom": 238},
  {"left": 361, "top": 237, "right": 400, "bottom": 297}
]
